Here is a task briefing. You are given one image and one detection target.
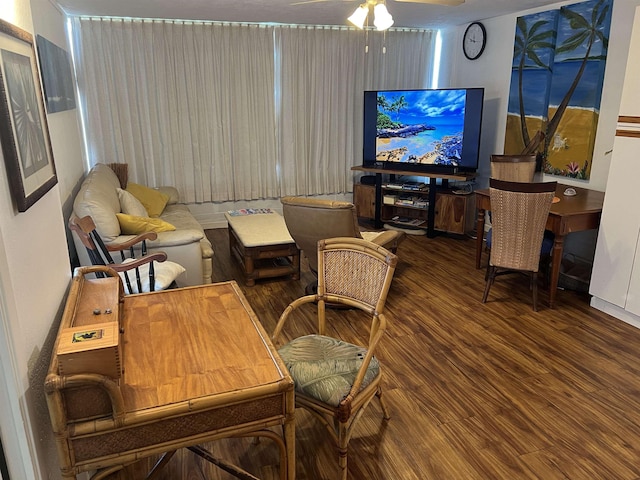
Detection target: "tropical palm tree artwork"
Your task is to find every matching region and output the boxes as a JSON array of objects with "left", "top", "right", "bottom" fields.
[
  {"left": 375, "top": 90, "right": 464, "bottom": 165},
  {"left": 504, "top": 0, "right": 612, "bottom": 179}
]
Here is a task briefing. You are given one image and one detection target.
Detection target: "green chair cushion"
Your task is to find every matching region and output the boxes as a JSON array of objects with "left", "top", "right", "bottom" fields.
[{"left": 278, "top": 334, "right": 379, "bottom": 407}]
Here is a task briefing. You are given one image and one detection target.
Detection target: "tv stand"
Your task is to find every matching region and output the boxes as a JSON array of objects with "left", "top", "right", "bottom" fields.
[{"left": 351, "top": 165, "right": 476, "bottom": 238}]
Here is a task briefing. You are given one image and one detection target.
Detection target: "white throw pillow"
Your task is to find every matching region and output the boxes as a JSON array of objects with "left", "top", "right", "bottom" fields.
[
  {"left": 117, "top": 187, "right": 148, "bottom": 217},
  {"left": 118, "top": 258, "right": 185, "bottom": 294}
]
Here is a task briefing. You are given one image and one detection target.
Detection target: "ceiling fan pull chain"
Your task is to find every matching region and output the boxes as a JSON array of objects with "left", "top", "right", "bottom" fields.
[{"left": 365, "top": 12, "right": 369, "bottom": 53}]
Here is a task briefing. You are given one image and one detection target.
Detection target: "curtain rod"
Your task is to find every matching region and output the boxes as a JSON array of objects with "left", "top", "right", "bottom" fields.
[{"left": 73, "top": 15, "right": 434, "bottom": 33}]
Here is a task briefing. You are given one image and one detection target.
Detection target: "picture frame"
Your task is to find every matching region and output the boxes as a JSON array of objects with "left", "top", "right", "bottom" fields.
[
  {"left": 36, "top": 35, "right": 76, "bottom": 113},
  {"left": 0, "top": 19, "right": 57, "bottom": 212}
]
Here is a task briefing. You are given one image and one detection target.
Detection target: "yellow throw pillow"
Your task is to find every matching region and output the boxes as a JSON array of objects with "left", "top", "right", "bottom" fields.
[
  {"left": 116, "top": 213, "right": 176, "bottom": 234},
  {"left": 126, "top": 183, "right": 170, "bottom": 217}
]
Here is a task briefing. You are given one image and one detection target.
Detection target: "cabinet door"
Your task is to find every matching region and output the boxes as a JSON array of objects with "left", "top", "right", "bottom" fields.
[
  {"left": 591, "top": 135, "right": 640, "bottom": 308},
  {"left": 353, "top": 184, "right": 375, "bottom": 219},
  {"left": 434, "top": 193, "right": 468, "bottom": 234}
]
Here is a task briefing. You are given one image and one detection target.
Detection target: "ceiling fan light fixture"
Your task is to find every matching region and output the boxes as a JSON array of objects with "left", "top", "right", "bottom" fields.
[
  {"left": 373, "top": 3, "right": 394, "bottom": 31},
  {"left": 348, "top": 4, "right": 369, "bottom": 29}
]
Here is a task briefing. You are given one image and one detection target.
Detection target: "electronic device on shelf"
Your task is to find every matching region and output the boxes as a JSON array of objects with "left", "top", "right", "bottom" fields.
[{"left": 362, "top": 87, "right": 484, "bottom": 176}]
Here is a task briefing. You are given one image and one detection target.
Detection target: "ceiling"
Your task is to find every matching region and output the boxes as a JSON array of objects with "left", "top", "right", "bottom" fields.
[{"left": 54, "top": 0, "right": 566, "bottom": 30}]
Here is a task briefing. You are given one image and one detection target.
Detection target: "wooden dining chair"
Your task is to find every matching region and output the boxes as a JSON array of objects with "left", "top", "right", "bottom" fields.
[
  {"left": 482, "top": 179, "right": 557, "bottom": 311},
  {"left": 486, "top": 154, "right": 553, "bottom": 275},
  {"left": 69, "top": 215, "right": 184, "bottom": 294},
  {"left": 272, "top": 237, "right": 397, "bottom": 480}
]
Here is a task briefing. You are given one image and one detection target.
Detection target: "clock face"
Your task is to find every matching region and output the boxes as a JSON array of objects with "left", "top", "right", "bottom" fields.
[{"left": 463, "top": 22, "right": 486, "bottom": 60}]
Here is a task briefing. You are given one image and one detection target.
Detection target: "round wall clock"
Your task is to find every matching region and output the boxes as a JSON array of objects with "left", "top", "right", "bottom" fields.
[{"left": 463, "top": 22, "right": 486, "bottom": 60}]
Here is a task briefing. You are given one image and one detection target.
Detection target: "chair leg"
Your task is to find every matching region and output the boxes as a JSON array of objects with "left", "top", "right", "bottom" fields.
[
  {"left": 337, "top": 422, "right": 349, "bottom": 480},
  {"left": 532, "top": 272, "right": 539, "bottom": 311},
  {"left": 376, "top": 386, "right": 390, "bottom": 420},
  {"left": 482, "top": 266, "right": 496, "bottom": 303}
]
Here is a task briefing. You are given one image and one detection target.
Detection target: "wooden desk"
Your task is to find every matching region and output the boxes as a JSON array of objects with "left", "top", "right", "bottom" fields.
[
  {"left": 475, "top": 183, "right": 604, "bottom": 308},
  {"left": 45, "top": 269, "right": 295, "bottom": 479}
]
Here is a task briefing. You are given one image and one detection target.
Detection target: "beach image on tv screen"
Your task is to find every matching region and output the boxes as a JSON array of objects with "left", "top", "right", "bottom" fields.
[{"left": 376, "top": 89, "right": 466, "bottom": 166}]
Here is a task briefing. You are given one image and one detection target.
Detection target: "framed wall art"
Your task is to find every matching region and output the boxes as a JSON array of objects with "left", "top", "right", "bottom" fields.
[
  {"left": 36, "top": 35, "right": 76, "bottom": 113},
  {"left": 504, "top": 0, "right": 612, "bottom": 180},
  {"left": 0, "top": 19, "right": 57, "bottom": 212}
]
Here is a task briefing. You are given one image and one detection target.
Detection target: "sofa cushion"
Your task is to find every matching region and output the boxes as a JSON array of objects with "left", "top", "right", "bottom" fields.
[
  {"left": 116, "top": 213, "right": 176, "bottom": 234},
  {"left": 126, "top": 183, "right": 170, "bottom": 217},
  {"left": 73, "top": 164, "right": 123, "bottom": 243},
  {"left": 155, "top": 186, "right": 180, "bottom": 205},
  {"left": 117, "top": 188, "right": 148, "bottom": 217},
  {"left": 161, "top": 204, "right": 214, "bottom": 259}
]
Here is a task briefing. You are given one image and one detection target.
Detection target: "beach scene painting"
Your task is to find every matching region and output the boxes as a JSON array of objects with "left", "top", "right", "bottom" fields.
[
  {"left": 376, "top": 89, "right": 466, "bottom": 167},
  {"left": 504, "top": 0, "right": 612, "bottom": 179}
]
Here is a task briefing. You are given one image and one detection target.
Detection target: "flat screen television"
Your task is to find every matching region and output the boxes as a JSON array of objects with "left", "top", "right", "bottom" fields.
[{"left": 363, "top": 87, "right": 484, "bottom": 174}]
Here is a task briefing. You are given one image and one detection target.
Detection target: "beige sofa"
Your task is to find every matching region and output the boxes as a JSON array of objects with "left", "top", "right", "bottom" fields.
[{"left": 71, "top": 163, "right": 213, "bottom": 286}]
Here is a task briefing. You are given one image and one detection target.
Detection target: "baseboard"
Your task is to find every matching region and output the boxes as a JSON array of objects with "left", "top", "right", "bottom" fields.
[{"left": 590, "top": 296, "right": 640, "bottom": 330}]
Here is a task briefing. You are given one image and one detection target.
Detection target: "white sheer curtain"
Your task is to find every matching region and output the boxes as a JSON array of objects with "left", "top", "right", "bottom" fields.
[
  {"left": 69, "top": 18, "right": 434, "bottom": 201},
  {"left": 70, "top": 18, "right": 278, "bottom": 203},
  {"left": 277, "top": 26, "right": 434, "bottom": 195}
]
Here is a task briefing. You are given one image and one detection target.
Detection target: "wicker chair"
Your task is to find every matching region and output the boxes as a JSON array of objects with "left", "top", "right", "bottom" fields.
[
  {"left": 485, "top": 154, "right": 553, "bottom": 273},
  {"left": 482, "top": 179, "right": 557, "bottom": 311},
  {"left": 69, "top": 215, "right": 184, "bottom": 294},
  {"left": 272, "top": 237, "right": 398, "bottom": 480},
  {"left": 490, "top": 154, "right": 537, "bottom": 182}
]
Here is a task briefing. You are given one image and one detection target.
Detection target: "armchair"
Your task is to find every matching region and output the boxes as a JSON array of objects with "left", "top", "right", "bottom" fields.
[
  {"left": 280, "top": 196, "right": 404, "bottom": 285},
  {"left": 272, "top": 237, "right": 397, "bottom": 479}
]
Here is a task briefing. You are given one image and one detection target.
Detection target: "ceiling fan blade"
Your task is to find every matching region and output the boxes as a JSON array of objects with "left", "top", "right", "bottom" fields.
[{"left": 395, "top": 0, "right": 465, "bottom": 5}]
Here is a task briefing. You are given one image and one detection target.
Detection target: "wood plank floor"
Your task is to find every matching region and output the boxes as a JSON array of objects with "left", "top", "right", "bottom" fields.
[{"left": 109, "top": 228, "right": 640, "bottom": 480}]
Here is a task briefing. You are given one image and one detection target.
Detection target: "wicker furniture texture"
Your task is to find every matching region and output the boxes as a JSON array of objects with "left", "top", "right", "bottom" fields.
[
  {"left": 45, "top": 269, "right": 295, "bottom": 479},
  {"left": 490, "top": 154, "right": 537, "bottom": 182},
  {"left": 482, "top": 179, "right": 557, "bottom": 311},
  {"left": 486, "top": 155, "right": 553, "bottom": 286},
  {"left": 272, "top": 237, "right": 397, "bottom": 480}
]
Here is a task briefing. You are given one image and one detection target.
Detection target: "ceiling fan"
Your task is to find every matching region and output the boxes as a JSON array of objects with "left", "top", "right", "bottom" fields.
[{"left": 291, "top": 0, "right": 464, "bottom": 31}]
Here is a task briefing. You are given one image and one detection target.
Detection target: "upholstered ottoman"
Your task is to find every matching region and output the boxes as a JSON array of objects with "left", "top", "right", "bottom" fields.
[{"left": 224, "top": 209, "right": 300, "bottom": 286}]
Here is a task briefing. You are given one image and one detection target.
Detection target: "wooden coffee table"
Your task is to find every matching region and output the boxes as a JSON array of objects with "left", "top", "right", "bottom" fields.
[{"left": 225, "top": 210, "right": 300, "bottom": 286}]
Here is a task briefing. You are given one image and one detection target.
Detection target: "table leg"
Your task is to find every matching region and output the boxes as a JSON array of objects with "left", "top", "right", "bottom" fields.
[
  {"left": 291, "top": 250, "right": 300, "bottom": 280},
  {"left": 244, "top": 255, "right": 256, "bottom": 287},
  {"left": 475, "top": 208, "right": 486, "bottom": 269},
  {"left": 549, "top": 234, "right": 566, "bottom": 309},
  {"left": 284, "top": 390, "right": 296, "bottom": 480}
]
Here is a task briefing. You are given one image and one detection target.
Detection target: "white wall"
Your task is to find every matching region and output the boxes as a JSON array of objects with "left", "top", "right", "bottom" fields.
[{"left": 0, "top": 0, "right": 85, "bottom": 478}]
